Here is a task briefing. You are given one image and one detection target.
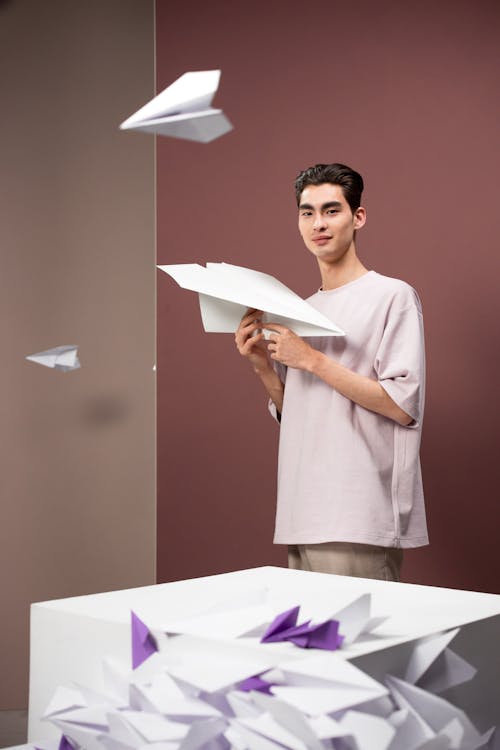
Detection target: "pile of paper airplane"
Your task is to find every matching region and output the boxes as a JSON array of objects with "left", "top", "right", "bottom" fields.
[
  {"left": 24, "top": 593, "right": 494, "bottom": 750},
  {"left": 120, "top": 70, "right": 232, "bottom": 143},
  {"left": 158, "top": 262, "right": 345, "bottom": 337}
]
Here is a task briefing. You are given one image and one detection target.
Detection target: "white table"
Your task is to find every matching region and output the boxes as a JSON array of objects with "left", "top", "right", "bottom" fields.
[{"left": 29, "top": 566, "right": 500, "bottom": 743}]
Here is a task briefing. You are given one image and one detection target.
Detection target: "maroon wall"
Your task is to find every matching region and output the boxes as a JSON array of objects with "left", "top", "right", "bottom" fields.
[{"left": 156, "top": 0, "right": 500, "bottom": 592}]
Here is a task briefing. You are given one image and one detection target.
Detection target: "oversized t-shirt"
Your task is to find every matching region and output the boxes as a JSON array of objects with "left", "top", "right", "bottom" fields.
[{"left": 269, "top": 270, "right": 428, "bottom": 548}]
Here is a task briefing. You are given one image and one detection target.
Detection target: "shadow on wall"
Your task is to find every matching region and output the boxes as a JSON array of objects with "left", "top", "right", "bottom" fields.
[{"left": 79, "top": 395, "right": 131, "bottom": 428}]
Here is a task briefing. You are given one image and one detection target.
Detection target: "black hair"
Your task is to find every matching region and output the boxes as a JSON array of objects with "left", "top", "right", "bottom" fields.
[{"left": 295, "top": 163, "right": 364, "bottom": 213}]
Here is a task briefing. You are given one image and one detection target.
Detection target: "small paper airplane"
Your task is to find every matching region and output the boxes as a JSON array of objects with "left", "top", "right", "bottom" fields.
[
  {"left": 131, "top": 611, "right": 158, "bottom": 670},
  {"left": 26, "top": 345, "right": 80, "bottom": 372},
  {"left": 157, "top": 262, "right": 345, "bottom": 337},
  {"left": 119, "top": 69, "right": 232, "bottom": 143}
]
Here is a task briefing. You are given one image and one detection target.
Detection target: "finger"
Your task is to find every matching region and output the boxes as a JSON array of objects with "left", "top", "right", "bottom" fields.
[
  {"left": 262, "top": 322, "right": 287, "bottom": 333},
  {"left": 240, "top": 308, "right": 263, "bottom": 325},
  {"left": 235, "top": 320, "right": 262, "bottom": 343},
  {"left": 236, "top": 319, "right": 263, "bottom": 342},
  {"left": 241, "top": 332, "right": 265, "bottom": 354},
  {"left": 234, "top": 323, "right": 262, "bottom": 344}
]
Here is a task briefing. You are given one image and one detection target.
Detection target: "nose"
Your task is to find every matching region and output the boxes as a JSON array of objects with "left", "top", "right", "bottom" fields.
[{"left": 313, "top": 214, "right": 327, "bottom": 232}]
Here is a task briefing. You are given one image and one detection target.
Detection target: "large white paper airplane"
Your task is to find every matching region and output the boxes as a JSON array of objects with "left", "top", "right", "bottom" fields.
[
  {"left": 157, "top": 262, "right": 345, "bottom": 337},
  {"left": 119, "top": 70, "right": 232, "bottom": 143},
  {"left": 26, "top": 345, "right": 80, "bottom": 372}
]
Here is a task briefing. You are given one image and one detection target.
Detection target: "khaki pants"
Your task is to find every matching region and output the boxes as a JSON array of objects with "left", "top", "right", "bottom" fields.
[{"left": 288, "top": 541, "right": 403, "bottom": 582}]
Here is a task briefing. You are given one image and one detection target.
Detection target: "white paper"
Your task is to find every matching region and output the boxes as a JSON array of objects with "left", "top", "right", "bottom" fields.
[
  {"left": 386, "top": 676, "right": 488, "bottom": 748},
  {"left": 332, "top": 593, "right": 372, "bottom": 644},
  {"left": 419, "top": 651, "right": 476, "bottom": 696},
  {"left": 405, "top": 629, "right": 459, "bottom": 684},
  {"left": 339, "top": 710, "right": 396, "bottom": 750},
  {"left": 237, "top": 714, "right": 309, "bottom": 750},
  {"left": 120, "top": 70, "right": 232, "bottom": 143},
  {"left": 119, "top": 710, "right": 189, "bottom": 741},
  {"left": 130, "top": 672, "right": 186, "bottom": 712},
  {"left": 250, "top": 692, "right": 323, "bottom": 750},
  {"left": 42, "top": 685, "right": 87, "bottom": 718},
  {"left": 388, "top": 708, "right": 430, "bottom": 750},
  {"left": 168, "top": 647, "right": 276, "bottom": 693},
  {"left": 26, "top": 345, "right": 80, "bottom": 372},
  {"left": 52, "top": 720, "right": 103, "bottom": 750},
  {"left": 226, "top": 690, "right": 263, "bottom": 719},
  {"left": 158, "top": 262, "right": 345, "bottom": 337},
  {"left": 105, "top": 711, "right": 145, "bottom": 748},
  {"left": 163, "top": 603, "right": 275, "bottom": 640},
  {"left": 270, "top": 685, "right": 387, "bottom": 717},
  {"left": 278, "top": 651, "right": 387, "bottom": 694},
  {"left": 307, "top": 714, "right": 344, "bottom": 740},
  {"left": 48, "top": 704, "right": 109, "bottom": 730},
  {"left": 269, "top": 652, "right": 387, "bottom": 716},
  {"left": 231, "top": 721, "right": 289, "bottom": 750},
  {"left": 178, "top": 717, "right": 227, "bottom": 750}
]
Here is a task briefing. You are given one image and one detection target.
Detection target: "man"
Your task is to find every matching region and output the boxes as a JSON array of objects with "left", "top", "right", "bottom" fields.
[{"left": 235, "top": 163, "right": 427, "bottom": 581}]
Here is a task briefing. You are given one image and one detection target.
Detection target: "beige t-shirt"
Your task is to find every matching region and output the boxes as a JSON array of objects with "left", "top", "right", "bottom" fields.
[{"left": 270, "top": 271, "right": 428, "bottom": 548}]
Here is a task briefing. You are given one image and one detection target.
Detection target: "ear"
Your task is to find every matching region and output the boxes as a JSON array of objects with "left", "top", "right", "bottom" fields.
[{"left": 353, "top": 206, "right": 366, "bottom": 230}]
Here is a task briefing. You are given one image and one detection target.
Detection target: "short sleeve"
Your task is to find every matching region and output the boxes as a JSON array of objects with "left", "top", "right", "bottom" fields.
[
  {"left": 268, "top": 361, "right": 287, "bottom": 422},
  {"left": 374, "top": 288, "right": 425, "bottom": 428}
]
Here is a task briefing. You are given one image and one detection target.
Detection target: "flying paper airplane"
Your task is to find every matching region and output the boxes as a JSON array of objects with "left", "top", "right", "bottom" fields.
[
  {"left": 26, "top": 345, "right": 80, "bottom": 372},
  {"left": 157, "top": 262, "right": 345, "bottom": 337},
  {"left": 119, "top": 70, "right": 232, "bottom": 143}
]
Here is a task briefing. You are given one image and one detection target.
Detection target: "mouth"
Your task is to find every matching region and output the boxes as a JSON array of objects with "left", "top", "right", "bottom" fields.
[{"left": 312, "top": 236, "right": 332, "bottom": 245}]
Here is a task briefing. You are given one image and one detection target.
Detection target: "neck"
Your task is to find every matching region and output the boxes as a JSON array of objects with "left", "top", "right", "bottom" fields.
[{"left": 318, "top": 246, "right": 368, "bottom": 291}]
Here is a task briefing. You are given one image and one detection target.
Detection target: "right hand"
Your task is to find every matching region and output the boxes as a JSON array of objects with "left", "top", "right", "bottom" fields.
[{"left": 235, "top": 308, "right": 272, "bottom": 373}]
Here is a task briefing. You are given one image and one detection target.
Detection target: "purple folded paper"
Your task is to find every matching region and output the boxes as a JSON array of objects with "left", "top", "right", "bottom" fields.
[
  {"left": 290, "top": 619, "right": 344, "bottom": 650},
  {"left": 58, "top": 736, "right": 75, "bottom": 750},
  {"left": 237, "top": 674, "right": 274, "bottom": 694},
  {"left": 261, "top": 605, "right": 301, "bottom": 642},
  {"left": 261, "top": 606, "right": 343, "bottom": 651},
  {"left": 131, "top": 610, "right": 158, "bottom": 669}
]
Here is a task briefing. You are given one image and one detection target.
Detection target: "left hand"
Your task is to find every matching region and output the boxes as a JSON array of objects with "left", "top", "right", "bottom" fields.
[{"left": 265, "top": 323, "right": 316, "bottom": 370}]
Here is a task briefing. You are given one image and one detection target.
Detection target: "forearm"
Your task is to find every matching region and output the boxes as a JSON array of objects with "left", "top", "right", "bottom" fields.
[
  {"left": 254, "top": 363, "right": 284, "bottom": 415},
  {"left": 307, "top": 350, "right": 413, "bottom": 426}
]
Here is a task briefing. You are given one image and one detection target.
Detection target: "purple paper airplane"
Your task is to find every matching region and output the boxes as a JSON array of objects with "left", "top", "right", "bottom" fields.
[
  {"left": 261, "top": 605, "right": 301, "bottom": 642},
  {"left": 237, "top": 674, "right": 275, "bottom": 694},
  {"left": 58, "top": 737, "right": 74, "bottom": 750},
  {"left": 261, "top": 606, "right": 343, "bottom": 651},
  {"left": 131, "top": 610, "right": 158, "bottom": 669},
  {"left": 290, "top": 619, "right": 344, "bottom": 650}
]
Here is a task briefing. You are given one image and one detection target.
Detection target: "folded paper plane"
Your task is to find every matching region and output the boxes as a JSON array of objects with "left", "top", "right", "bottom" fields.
[
  {"left": 157, "top": 262, "right": 345, "bottom": 337},
  {"left": 237, "top": 675, "right": 275, "bottom": 694},
  {"left": 260, "top": 605, "right": 344, "bottom": 650},
  {"left": 120, "top": 70, "right": 232, "bottom": 143},
  {"left": 26, "top": 345, "right": 80, "bottom": 372},
  {"left": 131, "top": 611, "right": 158, "bottom": 669},
  {"left": 403, "top": 628, "right": 477, "bottom": 694},
  {"left": 385, "top": 675, "right": 495, "bottom": 748}
]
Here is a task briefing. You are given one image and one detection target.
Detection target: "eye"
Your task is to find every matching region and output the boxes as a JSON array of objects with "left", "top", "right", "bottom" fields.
[
  {"left": 300, "top": 210, "right": 312, "bottom": 217},
  {"left": 326, "top": 209, "right": 338, "bottom": 215}
]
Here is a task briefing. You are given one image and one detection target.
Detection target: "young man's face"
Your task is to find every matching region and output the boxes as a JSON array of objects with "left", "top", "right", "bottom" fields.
[{"left": 298, "top": 183, "right": 365, "bottom": 263}]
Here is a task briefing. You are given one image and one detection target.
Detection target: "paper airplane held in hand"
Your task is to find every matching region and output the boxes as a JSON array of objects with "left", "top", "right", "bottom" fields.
[
  {"left": 157, "top": 262, "right": 345, "bottom": 337},
  {"left": 26, "top": 345, "right": 80, "bottom": 372},
  {"left": 119, "top": 70, "right": 232, "bottom": 143}
]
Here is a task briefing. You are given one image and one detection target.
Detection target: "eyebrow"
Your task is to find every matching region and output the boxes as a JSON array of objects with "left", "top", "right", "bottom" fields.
[{"left": 299, "top": 201, "right": 342, "bottom": 211}]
